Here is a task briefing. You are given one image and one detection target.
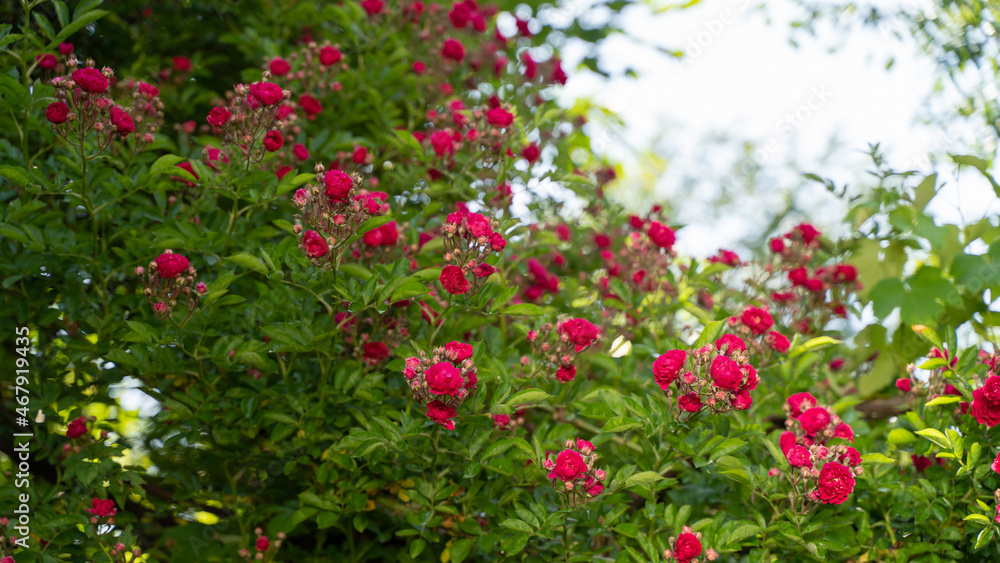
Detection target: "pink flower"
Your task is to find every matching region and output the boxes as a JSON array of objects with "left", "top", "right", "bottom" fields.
[
  {"left": 262, "top": 130, "right": 284, "bottom": 151},
  {"left": 787, "top": 445, "right": 812, "bottom": 467},
  {"left": 786, "top": 392, "right": 817, "bottom": 417},
  {"left": 249, "top": 81, "right": 284, "bottom": 106},
  {"left": 555, "top": 364, "right": 576, "bottom": 382},
  {"left": 154, "top": 253, "right": 190, "bottom": 278},
  {"left": 46, "top": 102, "right": 69, "bottom": 124},
  {"left": 552, "top": 449, "right": 587, "bottom": 481},
  {"left": 425, "top": 362, "right": 464, "bottom": 395},
  {"left": 439, "top": 265, "right": 470, "bottom": 295},
  {"left": 86, "top": 498, "right": 117, "bottom": 517},
  {"left": 895, "top": 378, "right": 912, "bottom": 393},
  {"left": 647, "top": 221, "right": 675, "bottom": 250},
  {"left": 207, "top": 106, "right": 230, "bottom": 127},
  {"left": 256, "top": 536, "right": 270, "bottom": 551},
  {"left": 486, "top": 107, "right": 514, "bottom": 127},
  {"left": 319, "top": 46, "right": 343, "bottom": 66},
  {"left": 109, "top": 107, "right": 135, "bottom": 136},
  {"left": 765, "top": 331, "right": 790, "bottom": 353},
  {"left": 324, "top": 170, "right": 353, "bottom": 202},
  {"left": 558, "top": 318, "right": 600, "bottom": 352},
  {"left": 426, "top": 400, "right": 456, "bottom": 429},
  {"left": 798, "top": 407, "right": 831, "bottom": 436},
  {"left": 522, "top": 143, "right": 540, "bottom": 163},
  {"left": 715, "top": 333, "right": 746, "bottom": 354},
  {"left": 72, "top": 67, "right": 109, "bottom": 93},
  {"left": 740, "top": 306, "right": 774, "bottom": 335},
  {"left": 653, "top": 350, "right": 686, "bottom": 390},
  {"left": 816, "top": 461, "right": 855, "bottom": 505},
  {"left": 302, "top": 230, "right": 329, "bottom": 258},
  {"left": 442, "top": 38, "right": 466, "bottom": 62},
  {"left": 269, "top": 58, "right": 291, "bottom": 76},
  {"left": 709, "top": 355, "right": 742, "bottom": 390},
  {"left": 779, "top": 431, "right": 797, "bottom": 454},
  {"left": 677, "top": 393, "right": 702, "bottom": 413},
  {"left": 444, "top": 341, "right": 474, "bottom": 362}
]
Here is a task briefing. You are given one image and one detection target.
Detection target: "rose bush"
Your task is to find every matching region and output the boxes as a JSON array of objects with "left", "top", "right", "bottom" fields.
[{"left": 2, "top": 1, "right": 1000, "bottom": 563}]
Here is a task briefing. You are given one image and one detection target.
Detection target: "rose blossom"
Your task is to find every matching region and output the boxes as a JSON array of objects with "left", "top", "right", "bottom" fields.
[
  {"left": 86, "top": 498, "right": 117, "bottom": 517},
  {"left": 558, "top": 318, "right": 600, "bottom": 352},
  {"left": 647, "top": 221, "right": 675, "bottom": 249},
  {"left": 66, "top": 416, "right": 87, "bottom": 439},
  {"left": 555, "top": 364, "right": 576, "bottom": 382},
  {"left": 154, "top": 253, "right": 190, "bottom": 278},
  {"left": 439, "top": 265, "right": 470, "bottom": 295},
  {"left": 444, "top": 341, "right": 473, "bottom": 362},
  {"left": 786, "top": 392, "right": 817, "bottom": 417},
  {"left": 709, "top": 355, "right": 742, "bottom": 390},
  {"left": 424, "top": 362, "right": 464, "bottom": 395},
  {"left": 324, "top": 170, "right": 353, "bottom": 202},
  {"left": 552, "top": 449, "right": 587, "bottom": 481},
  {"left": 249, "top": 81, "right": 284, "bottom": 106},
  {"left": 673, "top": 533, "right": 702, "bottom": 563},
  {"left": 72, "top": 67, "right": 109, "bottom": 93},
  {"left": 677, "top": 393, "right": 702, "bottom": 413},
  {"left": 46, "top": 102, "right": 69, "bottom": 124},
  {"left": 740, "top": 306, "right": 773, "bottom": 335},
  {"left": 425, "top": 400, "right": 456, "bottom": 429},
  {"left": 653, "top": 349, "right": 686, "bottom": 390},
  {"left": 816, "top": 461, "right": 855, "bottom": 504},
  {"left": 302, "top": 230, "right": 328, "bottom": 258},
  {"left": 798, "top": 407, "right": 831, "bottom": 436},
  {"left": 787, "top": 445, "right": 812, "bottom": 467}
]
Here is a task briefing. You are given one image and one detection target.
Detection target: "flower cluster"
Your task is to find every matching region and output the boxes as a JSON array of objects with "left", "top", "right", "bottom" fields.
[
  {"left": 727, "top": 305, "right": 791, "bottom": 355},
  {"left": 137, "top": 251, "right": 202, "bottom": 322},
  {"left": 972, "top": 368, "right": 1000, "bottom": 427},
  {"left": 517, "top": 318, "right": 601, "bottom": 383},
  {"left": 205, "top": 72, "right": 290, "bottom": 167},
  {"left": 292, "top": 167, "right": 390, "bottom": 268},
  {"left": 750, "top": 223, "right": 860, "bottom": 335},
  {"left": 239, "top": 528, "right": 285, "bottom": 562},
  {"left": 542, "top": 438, "right": 606, "bottom": 507},
  {"left": 664, "top": 528, "right": 716, "bottom": 563},
  {"left": 652, "top": 333, "right": 759, "bottom": 416},
  {"left": 775, "top": 393, "right": 862, "bottom": 507},
  {"left": 402, "top": 341, "right": 478, "bottom": 429},
  {"left": 113, "top": 78, "right": 166, "bottom": 147},
  {"left": 437, "top": 204, "right": 506, "bottom": 295},
  {"left": 47, "top": 60, "right": 149, "bottom": 155}
]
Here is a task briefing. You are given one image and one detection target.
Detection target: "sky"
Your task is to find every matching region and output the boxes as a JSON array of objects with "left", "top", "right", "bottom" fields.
[{"left": 549, "top": 0, "right": 1000, "bottom": 257}]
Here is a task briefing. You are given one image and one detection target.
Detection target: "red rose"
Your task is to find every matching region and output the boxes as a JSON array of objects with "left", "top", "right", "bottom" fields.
[
  {"left": 787, "top": 445, "right": 812, "bottom": 467},
  {"left": 444, "top": 341, "right": 474, "bottom": 362},
  {"left": 677, "top": 393, "right": 702, "bottom": 413},
  {"left": 473, "top": 263, "right": 495, "bottom": 278},
  {"left": 430, "top": 130, "right": 455, "bottom": 156},
  {"left": 207, "top": 106, "right": 230, "bottom": 127},
  {"left": 262, "top": 130, "right": 284, "bottom": 152},
  {"left": 59, "top": 42, "right": 74, "bottom": 55},
  {"left": 816, "top": 461, "right": 855, "bottom": 504},
  {"left": 984, "top": 375, "right": 1000, "bottom": 402},
  {"left": 172, "top": 56, "right": 192, "bottom": 72},
  {"left": 154, "top": 253, "right": 190, "bottom": 278},
  {"left": 426, "top": 400, "right": 456, "bottom": 429},
  {"left": 798, "top": 407, "right": 831, "bottom": 436},
  {"left": 319, "top": 46, "right": 342, "bottom": 66},
  {"left": 439, "top": 265, "right": 470, "bottom": 295},
  {"left": 992, "top": 451, "right": 1000, "bottom": 474},
  {"left": 647, "top": 221, "right": 675, "bottom": 250},
  {"left": 833, "top": 422, "right": 854, "bottom": 442},
  {"left": 66, "top": 416, "right": 87, "bottom": 439},
  {"left": 895, "top": 378, "right": 912, "bottom": 392},
  {"left": 299, "top": 95, "right": 323, "bottom": 117},
  {"left": 465, "top": 213, "right": 493, "bottom": 237},
  {"left": 833, "top": 264, "right": 857, "bottom": 283},
  {"left": 109, "top": 107, "right": 135, "bottom": 136},
  {"left": 486, "top": 107, "right": 514, "bottom": 127},
  {"left": 673, "top": 532, "right": 702, "bottom": 563},
  {"left": 425, "top": 361, "right": 464, "bottom": 395},
  {"left": 413, "top": 61, "right": 427, "bottom": 74},
  {"left": 732, "top": 389, "right": 753, "bottom": 410},
  {"left": 86, "top": 498, "right": 117, "bottom": 517},
  {"left": 46, "top": 102, "right": 69, "bottom": 124},
  {"left": 489, "top": 233, "right": 506, "bottom": 252},
  {"left": 72, "top": 67, "right": 109, "bottom": 93},
  {"left": 256, "top": 536, "right": 270, "bottom": 551},
  {"left": 269, "top": 57, "right": 291, "bottom": 75},
  {"left": 37, "top": 53, "right": 57, "bottom": 69},
  {"left": 555, "top": 364, "right": 576, "bottom": 382},
  {"left": 362, "top": 342, "right": 389, "bottom": 364},
  {"left": 709, "top": 355, "right": 742, "bottom": 390},
  {"left": 653, "top": 349, "right": 686, "bottom": 390},
  {"left": 249, "top": 81, "right": 284, "bottom": 106},
  {"left": 840, "top": 447, "right": 861, "bottom": 467},
  {"left": 765, "top": 331, "right": 790, "bottom": 353},
  {"left": 715, "top": 333, "right": 746, "bottom": 354},
  {"left": 972, "top": 386, "right": 1000, "bottom": 426},
  {"left": 912, "top": 455, "right": 932, "bottom": 472},
  {"left": 324, "top": 170, "right": 353, "bottom": 202},
  {"left": 793, "top": 222, "right": 820, "bottom": 244},
  {"left": 522, "top": 143, "right": 540, "bottom": 163},
  {"left": 552, "top": 449, "right": 587, "bottom": 481},
  {"left": 740, "top": 306, "right": 773, "bottom": 335},
  {"left": 353, "top": 145, "right": 368, "bottom": 164},
  {"left": 779, "top": 431, "right": 797, "bottom": 454},
  {"left": 361, "top": 0, "right": 384, "bottom": 14},
  {"left": 786, "top": 392, "right": 817, "bottom": 417},
  {"left": 558, "top": 318, "right": 600, "bottom": 352},
  {"left": 493, "top": 414, "right": 510, "bottom": 428},
  {"left": 138, "top": 82, "right": 159, "bottom": 98},
  {"left": 442, "top": 38, "right": 466, "bottom": 61}
]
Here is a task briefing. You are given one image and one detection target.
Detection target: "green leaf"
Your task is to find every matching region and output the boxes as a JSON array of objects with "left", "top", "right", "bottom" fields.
[
  {"left": 46, "top": 9, "right": 109, "bottom": 50},
  {"left": 861, "top": 453, "right": 894, "bottom": 464},
  {"left": 226, "top": 253, "right": 268, "bottom": 275},
  {"left": 789, "top": 336, "right": 841, "bottom": 358},
  {"left": 601, "top": 416, "right": 644, "bottom": 433},
  {"left": 0, "top": 223, "right": 30, "bottom": 244},
  {"left": 316, "top": 511, "right": 338, "bottom": 529},
  {"left": 915, "top": 428, "right": 951, "bottom": 450},
  {"left": 887, "top": 428, "right": 916, "bottom": 445},
  {"left": 924, "top": 395, "right": 961, "bottom": 407},
  {"left": 500, "top": 303, "right": 543, "bottom": 316},
  {"left": 150, "top": 154, "right": 192, "bottom": 180},
  {"left": 964, "top": 513, "right": 992, "bottom": 525},
  {"left": 53, "top": 1, "right": 70, "bottom": 27},
  {"left": 450, "top": 538, "right": 475, "bottom": 563},
  {"left": 693, "top": 320, "right": 724, "bottom": 348},
  {"left": 350, "top": 216, "right": 394, "bottom": 242},
  {"left": 339, "top": 263, "right": 373, "bottom": 280},
  {"left": 0, "top": 165, "right": 31, "bottom": 187},
  {"left": 624, "top": 471, "right": 663, "bottom": 488},
  {"left": 710, "top": 437, "right": 747, "bottom": 460},
  {"left": 408, "top": 539, "right": 426, "bottom": 558},
  {"left": 505, "top": 388, "right": 552, "bottom": 406},
  {"left": 499, "top": 518, "right": 533, "bottom": 533},
  {"left": 726, "top": 524, "right": 761, "bottom": 545},
  {"left": 976, "top": 527, "right": 994, "bottom": 550},
  {"left": 500, "top": 532, "right": 530, "bottom": 556},
  {"left": 614, "top": 523, "right": 638, "bottom": 538},
  {"left": 389, "top": 282, "right": 428, "bottom": 302}
]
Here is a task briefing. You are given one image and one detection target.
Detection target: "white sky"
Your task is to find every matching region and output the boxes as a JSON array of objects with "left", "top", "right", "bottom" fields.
[{"left": 551, "top": 0, "right": 1000, "bottom": 256}]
